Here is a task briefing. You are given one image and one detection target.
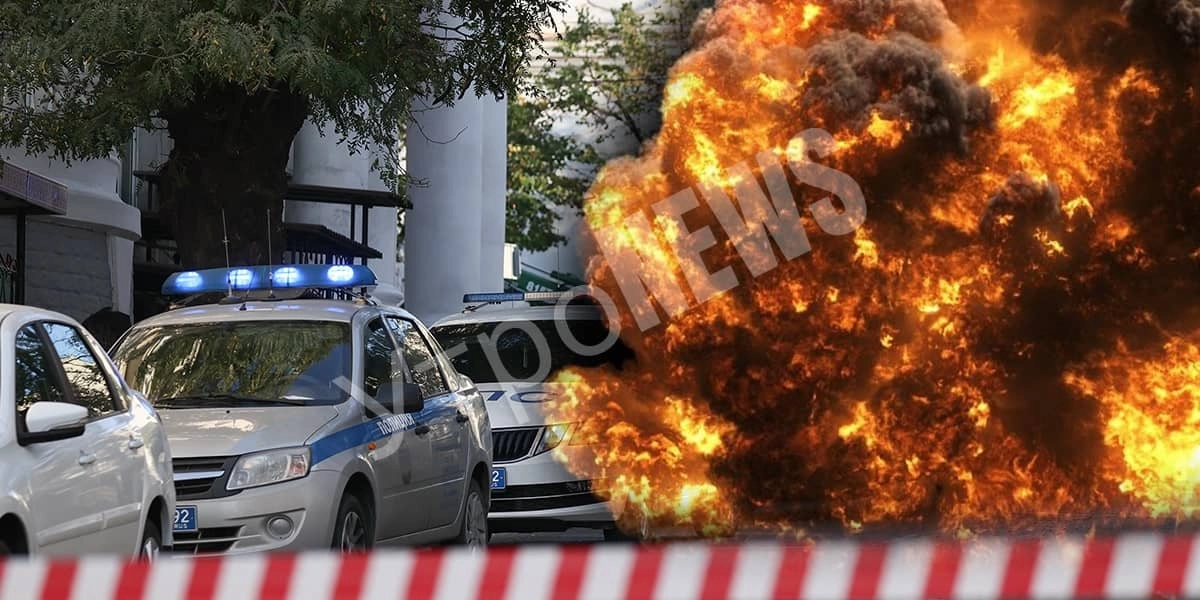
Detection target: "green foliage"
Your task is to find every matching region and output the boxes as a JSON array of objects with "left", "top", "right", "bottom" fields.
[
  {"left": 504, "top": 93, "right": 597, "bottom": 251},
  {"left": 504, "top": 0, "right": 710, "bottom": 251},
  {"left": 0, "top": 0, "right": 566, "bottom": 185}
]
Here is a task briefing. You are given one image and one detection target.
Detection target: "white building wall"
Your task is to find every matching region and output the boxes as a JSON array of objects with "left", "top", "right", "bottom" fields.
[{"left": 0, "top": 219, "right": 115, "bottom": 319}]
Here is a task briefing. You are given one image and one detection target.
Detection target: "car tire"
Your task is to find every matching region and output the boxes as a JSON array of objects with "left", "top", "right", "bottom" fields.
[
  {"left": 454, "top": 480, "right": 488, "bottom": 547},
  {"left": 139, "top": 520, "right": 162, "bottom": 560},
  {"left": 0, "top": 540, "right": 10, "bottom": 556},
  {"left": 332, "top": 494, "right": 373, "bottom": 552}
]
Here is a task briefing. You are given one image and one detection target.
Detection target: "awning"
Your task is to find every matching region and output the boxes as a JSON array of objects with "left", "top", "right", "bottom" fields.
[
  {"left": 0, "top": 161, "right": 68, "bottom": 215},
  {"left": 283, "top": 222, "right": 383, "bottom": 260}
]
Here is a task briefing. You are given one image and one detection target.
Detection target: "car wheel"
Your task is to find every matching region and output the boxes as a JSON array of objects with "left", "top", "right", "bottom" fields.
[
  {"left": 332, "top": 494, "right": 373, "bottom": 552},
  {"left": 0, "top": 540, "right": 10, "bottom": 556},
  {"left": 455, "top": 480, "right": 488, "bottom": 548},
  {"left": 140, "top": 520, "right": 162, "bottom": 560}
]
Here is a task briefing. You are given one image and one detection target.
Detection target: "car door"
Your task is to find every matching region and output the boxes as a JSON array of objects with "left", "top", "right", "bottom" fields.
[
  {"left": 385, "top": 316, "right": 466, "bottom": 528},
  {"left": 40, "top": 322, "right": 144, "bottom": 548},
  {"left": 361, "top": 317, "right": 431, "bottom": 538},
  {"left": 12, "top": 322, "right": 114, "bottom": 555}
]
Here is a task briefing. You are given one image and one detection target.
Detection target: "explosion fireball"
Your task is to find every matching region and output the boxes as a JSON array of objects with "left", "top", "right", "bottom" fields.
[{"left": 546, "top": 0, "right": 1200, "bottom": 537}]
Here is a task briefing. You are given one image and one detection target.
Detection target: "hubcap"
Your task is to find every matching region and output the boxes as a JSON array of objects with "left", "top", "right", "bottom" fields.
[
  {"left": 465, "top": 492, "right": 487, "bottom": 548},
  {"left": 339, "top": 510, "right": 366, "bottom": 551}
]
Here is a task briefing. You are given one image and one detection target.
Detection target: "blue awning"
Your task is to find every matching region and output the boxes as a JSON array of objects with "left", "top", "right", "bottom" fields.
[{"left": 0, "top": 160, "right": 68, "bottom": 214}]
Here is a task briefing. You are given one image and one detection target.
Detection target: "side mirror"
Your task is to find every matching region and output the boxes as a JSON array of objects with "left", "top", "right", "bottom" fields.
[
  {"left": 376, "top": 382, "right": 424, "bottom": 414},
  {"left": 20, "top": 402, "right": 88, "bottom": 445}
]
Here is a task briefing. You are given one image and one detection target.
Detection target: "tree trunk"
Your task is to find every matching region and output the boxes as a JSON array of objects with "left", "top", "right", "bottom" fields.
[{"left": 158, "top": 83, "right": 309, "bottom": 269}]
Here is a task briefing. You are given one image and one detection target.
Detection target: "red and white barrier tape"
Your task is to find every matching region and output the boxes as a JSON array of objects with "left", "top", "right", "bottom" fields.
[{"left": 1, "top": 532, "right": 1197, "bottom": 599}]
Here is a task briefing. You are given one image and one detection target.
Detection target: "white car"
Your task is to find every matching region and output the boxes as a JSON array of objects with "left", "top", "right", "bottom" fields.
[
  {"left": 431, "top": 291, "right": 638, "bottom": 540},
  {"left": 0, "top": 304, "right": 175, "bottom": 557},
  {"left": 109, "top": 264, "right": 493, "bottom": 554}
]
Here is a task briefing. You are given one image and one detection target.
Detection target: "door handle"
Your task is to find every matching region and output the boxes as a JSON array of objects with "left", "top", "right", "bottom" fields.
[
  {"left": 78, "top": 452, "right": 97, "bottom": 466},
  {"left": 414, "top": 425, "right": 431, "bottom": 436},
  {"left": 128, "top": 435, "right": 144, "bottom": 450},
  {"left": 455, "top": 411, "right": 469, "bottom": 423}
]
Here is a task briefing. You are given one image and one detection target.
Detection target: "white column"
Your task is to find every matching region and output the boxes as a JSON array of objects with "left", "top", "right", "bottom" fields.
[
  {"left": 404, "top": 95, "right": 486, "bottom": 324},
  {"left": 288, "top": 121, "right": 362, "bottom": 239},
  {"left": 108, "top": 235, "right": 134, "bottom": 314},
  {"left": 478, "top": 97, "right": 508, "bottom": 290}
]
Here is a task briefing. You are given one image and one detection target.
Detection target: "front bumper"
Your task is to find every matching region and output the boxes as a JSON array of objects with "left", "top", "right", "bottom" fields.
[
  {"left": 488, "top": 447, "right": 616, "bottom": 532},
  {"left": 169, "top": 470, "right": 341, "bottom": 555}
]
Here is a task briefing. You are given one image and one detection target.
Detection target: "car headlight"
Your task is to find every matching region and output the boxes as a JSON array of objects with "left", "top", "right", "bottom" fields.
[
  {"left": 533, "top": 423, "right": 574, "bottom": 455},
  {"left": 227, "top": 447, "right": 311, "bottom": 491}
]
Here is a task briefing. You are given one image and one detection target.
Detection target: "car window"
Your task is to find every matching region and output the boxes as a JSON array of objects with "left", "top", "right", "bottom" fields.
[
  {"left": 42, "top": 322, "right": 119, "bottom": 418},
  {"left": 13, "top": 324, "right": 69, "bottom": 429},
  {"left": 424, "top": 328, "right": 462, "bottom": 392},
  {"left": 112, "top": 320, "right": 352, "bottom": 407},
  {"left": 363, "top": 318, "right": 400, "bottom": 399},
  {"left": 385, "top": 317, "right": 450, "bottom": 398},
  {"left": 431, "top": 318, "right": 636, "bottom": 384}
]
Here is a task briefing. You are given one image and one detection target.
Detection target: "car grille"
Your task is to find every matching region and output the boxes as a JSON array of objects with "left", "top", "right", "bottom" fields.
[
  {"left": 492, "top": 428, "right": 540, "bottom": 463},
  {"left": 172, "top": 456, "right": 240, "bottom": 500},
  {"left": 490, "top": 480, "right": 608, "bottom": 512},
  {"left": 169, "top": 527, "right": 243, "bottom": 554}
]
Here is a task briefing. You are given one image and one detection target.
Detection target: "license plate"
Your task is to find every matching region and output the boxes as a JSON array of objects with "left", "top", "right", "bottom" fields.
[
  {"left": 490, "top": 467, "right": 507, "bottom": 491},
  {"left": 173, "top": 505, "right": 198, "bottom": 532}
]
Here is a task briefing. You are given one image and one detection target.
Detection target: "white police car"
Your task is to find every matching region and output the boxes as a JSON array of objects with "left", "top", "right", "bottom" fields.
[
  {"left": 430, "top": 291, "right": 638, "bottom": 540},
  {"left": 109, "top": 264, "right": 492, "bottom": 553},
  {"left": 0, "top": 304, "right": 174, "bottom": 557}
]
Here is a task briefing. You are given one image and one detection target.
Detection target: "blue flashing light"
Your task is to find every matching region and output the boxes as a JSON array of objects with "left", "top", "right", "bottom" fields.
[
  {"left": 326, "top": 265, "right": 355, "bottom": 284},
  {"left": 174, "top": 271, "right": 203, "bottom": 292},
  {"left": 162, "top": 264, "right": 377, "bottom": 296},
  {"left": 228, "top": 268, "right": 254, "bottom": 288},
  {"left": 273, "top": 266, "right": 301, "bottom": 286}
]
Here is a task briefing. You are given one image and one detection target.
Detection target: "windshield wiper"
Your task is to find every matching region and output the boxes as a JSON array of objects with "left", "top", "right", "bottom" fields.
[{"left": 155, "top": 394, "right": 310, "bottom": 408}]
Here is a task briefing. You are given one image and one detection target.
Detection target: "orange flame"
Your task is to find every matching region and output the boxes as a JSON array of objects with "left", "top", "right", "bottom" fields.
[{"left": 546, "top": 0, "right": 1188, "bottom": 536}]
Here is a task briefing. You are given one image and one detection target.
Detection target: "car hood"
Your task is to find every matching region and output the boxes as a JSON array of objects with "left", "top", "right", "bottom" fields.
[
  {"left": 159, "top": 406, "right": 340, "bottom": 458},
  {"left": 476, "top": 382, "right": 574, "bottom": 429}
]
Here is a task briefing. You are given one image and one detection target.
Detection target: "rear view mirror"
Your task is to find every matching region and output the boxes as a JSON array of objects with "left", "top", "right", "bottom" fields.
[
  {"left": 20, "top": 402, "right": 88, "bottom": 445},
  {"left": 375, "top": 382, "right": 424, "bottom": 414}
]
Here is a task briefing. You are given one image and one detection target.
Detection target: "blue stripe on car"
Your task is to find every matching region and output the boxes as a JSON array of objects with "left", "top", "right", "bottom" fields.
[{"left": 309, "top": 397, "right": 457, "bottom": 465}]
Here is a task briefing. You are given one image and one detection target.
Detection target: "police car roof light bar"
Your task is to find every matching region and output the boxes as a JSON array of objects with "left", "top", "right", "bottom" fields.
[
  {"left": 461, "top": 291, "right": 575, "bottom": 304},
  {"left": 162, "top": 264, "right": 377, "bottom": 296},
  {"left": 461, "top": 292, "right": 527, "bottom": 303}
]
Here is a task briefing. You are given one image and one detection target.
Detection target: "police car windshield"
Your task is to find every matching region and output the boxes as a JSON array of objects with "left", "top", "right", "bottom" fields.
[
  {"left": 431, "top": 319, "right": 634, "bottom": 384},
  {"left": 112, "top": 320, "right": 352, "bottom": 407}
]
